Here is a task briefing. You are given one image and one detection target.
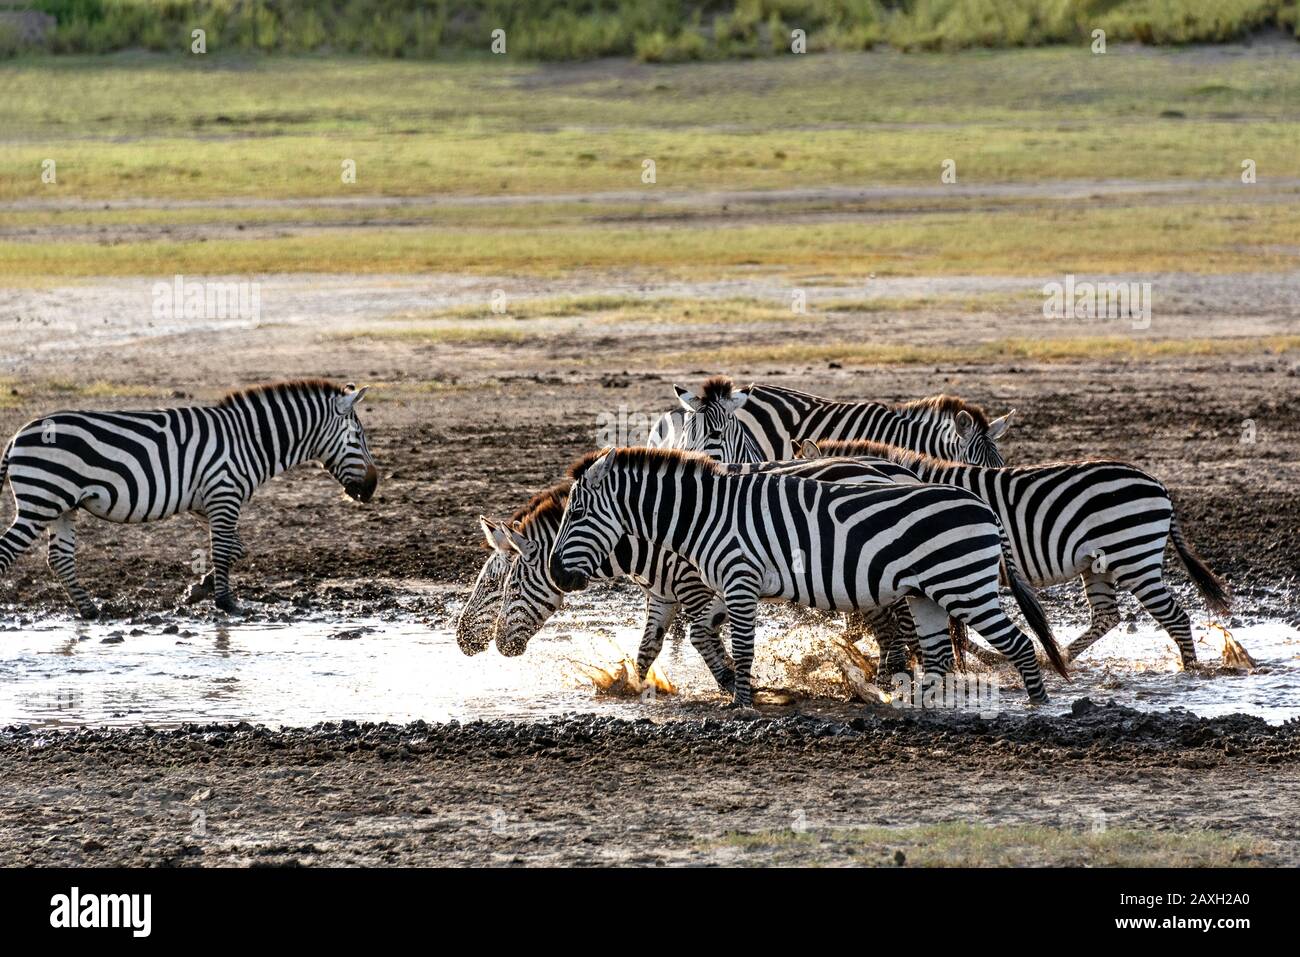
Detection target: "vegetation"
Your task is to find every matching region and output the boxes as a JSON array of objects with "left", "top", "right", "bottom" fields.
[
  {"left": 705, "top": 822, "right": 1272, "bottom": 866},
  {"left": 4, "top": 1, "right": 1297, "bottom": 60}
]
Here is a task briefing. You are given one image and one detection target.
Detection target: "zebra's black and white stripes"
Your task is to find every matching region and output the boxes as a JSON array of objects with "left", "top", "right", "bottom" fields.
[
  {"left": 479, "top": 479, "right": 736, "bottom": 691},
  {"left": 670, "top": 377, "right": 1014, "bottom": 466},
  {"left": 803, "top": 439, "right": 1231, "bottom": 665},
  {"left": 0, "top": 379, "right": 378, "bottom": 616},
  {"left": 549, "top": 447, "right": 1067, "bottom": 707}
]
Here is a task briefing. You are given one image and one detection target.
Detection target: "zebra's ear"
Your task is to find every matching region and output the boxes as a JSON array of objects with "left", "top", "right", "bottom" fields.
[
  {"left": 503, "top": 526, "right": 537, "bottom": 559},
  {"left": 954, "top": 410, "right": 975, "bottom": 439},
  {"left": 583, "top": 448, "right": 616, "bottom": 487},
  {"left": 987, "top": 409, "right": 1015, "bottom": 439},
  {"left": 335, "top": 386, "right": 369, "bottom": 415},
  {"left": 798, "top": 439, "right": 822, "bottom": 460},
  {"left": 674, "top": 385, "right": 702, "bottom": 413},
  {"left": 479, "top": 516, "right": 512, "bottom": 553},
  {"left": 723, "top": 384, "right": 753, "bottom": 414}
]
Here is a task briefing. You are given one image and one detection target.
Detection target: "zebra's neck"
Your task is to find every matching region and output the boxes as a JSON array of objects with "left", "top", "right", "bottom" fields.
[
  {"left": 610, "top": 462, "right": 733, "bottom": 568},
  {"left": 218, "top": 393, "right": 328, "bottom": 484}
]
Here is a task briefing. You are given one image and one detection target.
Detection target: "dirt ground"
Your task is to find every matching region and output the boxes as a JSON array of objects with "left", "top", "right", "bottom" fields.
[
  {"left": 1, "top": 265, "right": 1298, "bottom": 865},
  {"left": 2, "top": 703, "right": 1297, "bottom": 866}
]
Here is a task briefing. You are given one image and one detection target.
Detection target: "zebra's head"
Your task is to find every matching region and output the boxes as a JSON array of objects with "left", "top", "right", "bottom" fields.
[
  {"left": 671, "top": 377, "right": 763, "bottom": 464},
  {"left": 322, "top": 383, "right": 378, "bottom": 502},
  {"left": 492, "top": 490, "right": 569, "bottom": 657},
  {"left": 549, "top": 449, "right": 625, "bottom": 594},
  {"left": 951, "top": 408, "right": 1014, "bottom": 467},
  {"left": 455, "top": 517, "right": 516, "bottom": 655}
]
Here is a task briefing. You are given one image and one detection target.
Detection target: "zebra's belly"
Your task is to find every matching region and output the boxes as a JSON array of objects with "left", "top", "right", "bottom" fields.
[{"left": 79, "top": 491, "right": 190, "bottom": 524}]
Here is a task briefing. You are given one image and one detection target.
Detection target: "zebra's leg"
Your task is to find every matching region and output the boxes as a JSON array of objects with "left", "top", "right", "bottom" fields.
[
  {"left": 635, "top": 591, "right": 679, "bottom": 681},
  {"left": 687, "top": 604, "right": 735, "bottom": 694},
  {"left": 1125, "top": 574, "right": 1197, "bottom": 668},
  {"left": 904, "top": 596, "right": 955, "bottom": 691},
  {"left": 0, "top": 515, "right": 47, "bottom": 578},
  {"left": 1065, "top": 571, "right": 1120, "bottom": 662},
  {"left": 46, "top": 512, "right": 99, "bottom": 620},
  {"left": 207, "top": 508, "right": 244, "bottom": 614},
  {"left": 723, "top": 586, "right": 761, "bottom": 710},
  {"left": 188, "top": 525, "right": 246, "bottom": 602},
  {"left": 881, "top": 601, "right": 918, "bottom": 682},
  {"left": 938, "top": 593, "right": 1049, "bottom": 703}
]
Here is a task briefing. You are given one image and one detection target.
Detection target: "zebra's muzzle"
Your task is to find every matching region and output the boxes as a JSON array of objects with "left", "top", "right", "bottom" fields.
[
  {"left": 346, "top": 464, "right": 379, "bottom": 503},
  {"left": 548, "top": 555, "right": 588, "bottom": 593}
]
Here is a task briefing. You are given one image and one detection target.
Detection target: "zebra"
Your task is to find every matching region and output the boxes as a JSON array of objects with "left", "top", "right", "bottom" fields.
[
  {"left": 482, "top": 453, "right": 912, "bottom": 690},
  {"left": 548, "top": 447, "right": 1068, "bottom": 708},
  {"left": 481, "top": 477, "right": 738, "bottom": 692},
  {"left": 801, "top": 439, "right": 1232, "bottom": 666},
  {"left": 670, "top": 376, "right": 1014, "bottom": 466},
  {"left": 455, "top": 485, "right": 565, "bottom": 655},
  {"left": 647, "top": 409, "right": 684, "bottom": 448},
  {"left": 0, "top": 379, "right": 378, "bottom": 617}
]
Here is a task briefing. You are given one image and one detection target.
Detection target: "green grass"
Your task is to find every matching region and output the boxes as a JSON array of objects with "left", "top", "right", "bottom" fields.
[
  {"left": 3, "top": 50, "right": 1300, "bottom": 202},
  {"left": 4, "top": 200, "right": 1296, "bottom": 280},
  {"left": 707, "top": 822, "right": 1271, "bottom": 866},
  {"left": 8, "top": 1, "right": 1297, "bottom": 60}
]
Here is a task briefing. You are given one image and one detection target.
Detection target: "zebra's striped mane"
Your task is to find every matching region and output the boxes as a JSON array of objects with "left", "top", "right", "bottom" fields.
[
  {"left": 699, "top": 376, "right": 738, "bottom": 402},
  {"left": 515, "top": 482, "right": 573, "bottom": 533},
  {"left": 893, "top": 394, "right": 990, "bottom": 428},
  {"left": 808, "top": 439, "right": 962, "bottom": 472},
  {"left": 570, "top": 446, "right": 726, "bottom": 480},
  {"left": 216, "top": 378, "right": 346, "bottom": 408}
]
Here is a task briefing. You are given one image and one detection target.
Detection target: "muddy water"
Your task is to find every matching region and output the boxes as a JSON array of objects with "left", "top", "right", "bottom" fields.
[{"left": 0, "top": 591, "right": 1297, "bottom": 729}]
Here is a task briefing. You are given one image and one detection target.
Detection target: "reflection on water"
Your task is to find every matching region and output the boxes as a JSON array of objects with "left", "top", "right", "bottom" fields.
[{"left": 0, "top": 591, "right": 1297, "bottom": 729}]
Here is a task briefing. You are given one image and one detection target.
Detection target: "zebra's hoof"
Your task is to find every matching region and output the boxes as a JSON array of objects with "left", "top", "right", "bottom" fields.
[
  {"left": 215, "top": 596, "right": 244, "bottom": 615},
  {"left": 78, "top": 605, "right": 100, "bottom": 621},
  {"left": 728, "top": 706, "right": 762, "bottom": 721}
]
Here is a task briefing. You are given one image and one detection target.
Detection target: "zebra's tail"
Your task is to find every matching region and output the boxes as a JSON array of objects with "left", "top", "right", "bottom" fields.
[
  {"left": 1169, "top": 507, "right": 1232, "bottom": 617},
  {"left": 997, "top": 522, "right": 1069, "bottom": 680}
]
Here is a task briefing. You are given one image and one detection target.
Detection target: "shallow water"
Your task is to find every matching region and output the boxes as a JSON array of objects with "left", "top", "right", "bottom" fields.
[{"left": 0, "top": 593, "right": 1297, "bottom": 729}]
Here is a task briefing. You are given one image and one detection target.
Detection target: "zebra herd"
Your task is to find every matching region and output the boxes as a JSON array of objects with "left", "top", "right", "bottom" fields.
[
  {"left": 0, "top": 376, "right": 1230, "bottom": 710},
  {"left": 463, "top": 376, "right": 1230, "bottom": 709}
]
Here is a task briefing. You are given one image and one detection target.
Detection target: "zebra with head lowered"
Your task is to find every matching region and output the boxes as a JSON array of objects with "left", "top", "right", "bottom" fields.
[
  {"left": 470, "top": 474, "right": 737, "bottom": 692},
  {"left": 802, "top": 439, "right": 1231, "bottom": 667},
  {"left": 548, "top": 447, "right": 1068, "bottom": 708},
  {"left": 483, "top": 453, "right": 916, "bottom": 691},
  {"left": 0, "top": 379, "right": 378, "bottom": 617},
  {"left": 670, "top": 376, "right": 1015, "bottom": 467}
]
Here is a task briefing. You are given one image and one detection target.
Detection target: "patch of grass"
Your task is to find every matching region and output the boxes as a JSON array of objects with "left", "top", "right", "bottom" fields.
[
  {"left": 4, "top": 201, "right": 1296, "bottom": 280},
  {"left": 664, "top": 335, "right": 1300, "bottom": 368},
  {"left": 2, "top": 51, "right": 1299, "bottom": 202},
  {"left": 338, "top": 324, "right": 531, "bottom": 346},
  {"left": 707, "top": 822, "right": 1271, "bottom": 866},
  {"left": 14, "top": 1, "right": 1298, "bottom": 60}
]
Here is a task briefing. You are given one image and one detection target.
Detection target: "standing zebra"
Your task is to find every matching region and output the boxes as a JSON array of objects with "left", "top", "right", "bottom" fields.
[
  {"left": 670, "top": 376, "right": 1014, "bottom": 466},
  {"left": 801, "top": 439, "right": 1232, "bottom": 666},
  {"left": 548, "top": 447, "right": 1068, "bottom": 708},
  {"left": 0, "top": 380, "right": 378, "bottom": 617},
  {"left": 485, "top": 452, "right": 913, "bottom": 689}
]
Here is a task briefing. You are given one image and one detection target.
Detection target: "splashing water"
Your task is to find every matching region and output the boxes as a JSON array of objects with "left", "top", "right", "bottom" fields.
[{"left": 0, "top": 589, "right": 1296, "bottom": 729}]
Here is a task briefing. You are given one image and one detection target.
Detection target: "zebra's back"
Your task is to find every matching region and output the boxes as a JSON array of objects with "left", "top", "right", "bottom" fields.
[{"left": 6, "top": 407, "right": 227, "bottom": 523}]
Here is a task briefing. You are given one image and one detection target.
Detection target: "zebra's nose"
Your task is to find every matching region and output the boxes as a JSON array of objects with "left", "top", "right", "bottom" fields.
[
  {"left": 549, "top": 555, "right": 587, "bottom": 593},
  {"left": 346, "top": 464, "right": 378, "bottom": 503}
]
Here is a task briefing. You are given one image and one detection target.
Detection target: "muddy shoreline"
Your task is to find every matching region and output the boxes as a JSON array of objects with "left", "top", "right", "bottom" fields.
[{"left": 1, "top": 701, "right": 1297, "bottom": 866}]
